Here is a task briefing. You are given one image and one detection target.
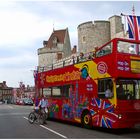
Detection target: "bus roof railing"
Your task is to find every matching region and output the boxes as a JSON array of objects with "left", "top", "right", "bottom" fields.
[
  {"left": 37, "top": 38, "right": 140, "bottom": 73},
  {"left": 37, "top": 51, "right": 95, "bottom": 72}
]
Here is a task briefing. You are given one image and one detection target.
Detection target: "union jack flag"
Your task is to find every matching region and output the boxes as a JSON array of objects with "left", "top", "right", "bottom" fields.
[
  {"left": 90, "top": 98, "right": 118, "bottom": 128},
  {"left": 127, "top": 15, "right": 140, "bottom": 40}
]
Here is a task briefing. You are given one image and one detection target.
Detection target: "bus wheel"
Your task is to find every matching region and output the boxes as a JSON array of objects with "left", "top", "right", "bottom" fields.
[{"left": 81, "top": 111, "right": 92, "bottom": 129}]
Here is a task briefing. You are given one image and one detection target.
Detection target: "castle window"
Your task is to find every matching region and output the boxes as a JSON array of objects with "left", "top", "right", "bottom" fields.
[
  {"left": 53, "top": 36, "right": 58, "bottom": 47},
  {"left": 82, "top": 36, "right": 86, "bottom": 43},
  {"left": 57, "top": 52, "right": 62, "bottom": 60}
]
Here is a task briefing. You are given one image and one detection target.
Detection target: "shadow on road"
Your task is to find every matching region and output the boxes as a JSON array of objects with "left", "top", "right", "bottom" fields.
[
  {"left": 92, "top": 127, "right": 140, "bottom": 135},
  {"left": 48, "top": 118, "right": 140, "bottom": 136}
]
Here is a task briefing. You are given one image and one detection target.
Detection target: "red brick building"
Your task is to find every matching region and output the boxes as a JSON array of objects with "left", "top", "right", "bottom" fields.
[{"left": 0, "top": 81, "right": 13, "bottom": 103}]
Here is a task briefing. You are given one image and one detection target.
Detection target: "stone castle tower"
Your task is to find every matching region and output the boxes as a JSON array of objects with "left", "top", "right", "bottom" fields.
[
  {"left": 78, "top": 15, "right": 125, "bottom": 53},
  {"left": 109, "top": 15, "right": 125, "bottom": 39}
]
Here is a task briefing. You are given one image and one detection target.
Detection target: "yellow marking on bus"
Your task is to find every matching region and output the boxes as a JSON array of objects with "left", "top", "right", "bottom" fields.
[
  {"left": 75, "top": 60, "right": 111, "bottom": 81},
  {"left": 130, "top": 56, "right": 140, "bottom": 60},
  {"left": 74, "top": 60, "right": 117, "bottom": 106},
  {"left": 74, "top": 118, "right": 81, "bottom": 123}
]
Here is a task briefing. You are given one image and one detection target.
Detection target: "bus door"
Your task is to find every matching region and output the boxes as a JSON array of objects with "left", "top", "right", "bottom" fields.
[{"left": 62, "top": 84, "right": 74, "bottom": 120}]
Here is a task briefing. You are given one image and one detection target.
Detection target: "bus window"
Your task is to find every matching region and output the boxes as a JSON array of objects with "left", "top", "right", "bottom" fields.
[
  {"left": 63, "top": 84, "right": 74, "bottom": 98},
  {"left": 43, "top": 88, "right": 51, "bottom": 97},
  {"left": 116, "top": 79, "right": 140, "bottom": 100},
  {"left": 52, "top": 86, "right": 62, "bottom": 97},
  {"left": 117, "top": 41, "right": 140, "bottom": 55},
  {"left": 63, "top": 85, "right": 70, "bottom": 98},
  {"left": 96, "top": 43, "right": 112, "bottom": 57},
  {"left": 98, "top": 78, "right": 113, "bottom": 99}
]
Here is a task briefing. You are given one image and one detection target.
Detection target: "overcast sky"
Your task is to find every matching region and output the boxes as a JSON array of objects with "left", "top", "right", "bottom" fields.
[{"left": 0, "top": 1, "right": 139, "bottom": 87}]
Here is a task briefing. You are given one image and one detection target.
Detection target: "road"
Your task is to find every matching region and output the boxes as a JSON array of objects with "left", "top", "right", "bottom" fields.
[{"left": 0, "top": 104, "right": 140, "bottom": 139}]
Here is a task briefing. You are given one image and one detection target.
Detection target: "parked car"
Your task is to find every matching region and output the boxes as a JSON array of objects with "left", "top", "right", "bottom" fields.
[
  {"left": 23, "top": 98, "right": 33, "bottom": 105},
  {"left": 16, "top": 99, "right": 24, "bottom": 105},
  {"left": 0, "top": 101, "right": 3, "bottom": 104}
]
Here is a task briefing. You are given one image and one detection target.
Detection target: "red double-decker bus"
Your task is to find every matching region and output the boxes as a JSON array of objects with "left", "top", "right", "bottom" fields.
[{"left": 35, "top": 38, "right": 140, "bottom": 129}]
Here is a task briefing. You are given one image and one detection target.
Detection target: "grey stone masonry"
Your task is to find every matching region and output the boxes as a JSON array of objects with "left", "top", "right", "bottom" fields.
[
  {"left": 78, "top": 15, "right": 125, "bottom": 53},
  {"left": 109, "top": 15, "right": 124, "bottom": 39}
]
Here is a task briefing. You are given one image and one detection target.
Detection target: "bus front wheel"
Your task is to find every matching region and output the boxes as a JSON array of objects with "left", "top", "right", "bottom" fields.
[{"left": 81, "top": 111, "right": 92, "bottom": 129}]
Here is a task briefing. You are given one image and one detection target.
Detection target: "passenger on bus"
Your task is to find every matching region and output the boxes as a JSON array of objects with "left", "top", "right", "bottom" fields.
[
  {"left": 79, "top": 52, "right": 85, "bottom": 62},
  {"left": 88, "top": 52, "right": 95, "bottom": 60},
  {"left": 105, "top": 85, "right": 113, "bottom": 98},
  {"left": 71, "top": 55, "right": 75, "bottom": 64},
  {"left": 116, "top": 84, "right": 125, "bottom": 98}
]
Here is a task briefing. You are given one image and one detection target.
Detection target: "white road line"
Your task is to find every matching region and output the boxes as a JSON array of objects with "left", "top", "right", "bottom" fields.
[
  {"left": 23, "top": 117, "right": 67, "bottom": 139},
  {"left": 24, "top": 116, "right": 28, "bottom": 120},
  {"left": 40, "top": 125, "right": 67, "bottom": 139},
  {"left": 7, "top": 105, "right": 14, "bottom": 109}
]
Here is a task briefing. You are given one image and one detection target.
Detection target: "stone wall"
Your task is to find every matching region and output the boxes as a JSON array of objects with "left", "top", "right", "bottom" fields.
[
  {"left": 78, "top": 15, "right": 125, "bottom": 53},
  {"left": 109, "top": 15, "right": 124, "bottom": 39}
]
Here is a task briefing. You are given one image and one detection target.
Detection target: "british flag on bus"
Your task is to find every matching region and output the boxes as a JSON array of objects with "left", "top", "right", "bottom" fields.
[
  {"left": 90, "top": 98, "right": 118, "bottom": 128},
  {"left": 127, "top": 15, "right": 140, "bottom": 40}
]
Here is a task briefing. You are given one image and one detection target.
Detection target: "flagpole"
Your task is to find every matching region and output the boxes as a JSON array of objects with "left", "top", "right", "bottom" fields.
[
  {"left": 121, "top": 13, "right": 127, "bottom": 37},
  {"left": 132, "top": 4, "right": 135, "bottom": 16},
  {"left": 132, "top": 4, "right": 139, "bottom": 53}
]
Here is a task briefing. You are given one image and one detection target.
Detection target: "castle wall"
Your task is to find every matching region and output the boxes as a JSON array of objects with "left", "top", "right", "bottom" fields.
[
  {"left": 38, "top": 15, "right": 126, "bottom": 68},
  {"left": 109, "top": 15, "right": 124, "bottom": 39},
  {"left": 38, "top": 48, "right": 57, "bottom": 67},
  {"left": 78, "top": 20, "right": 110, "bottom": 53},
  {"left": 78, "top": 15, "right": 125, "bottom": 53}
]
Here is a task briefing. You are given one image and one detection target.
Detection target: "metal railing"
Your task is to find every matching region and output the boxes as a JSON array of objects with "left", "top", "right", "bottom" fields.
[{"left": 37, "top": 51, "right": 95, "bottom": 72}]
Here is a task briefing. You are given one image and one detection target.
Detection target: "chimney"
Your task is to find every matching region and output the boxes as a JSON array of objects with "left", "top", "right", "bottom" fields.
[
  {"left": 43, "top": 40, "right": 48, "bottom": 47},
  {"left": 3, "top": 81, "right": 7, "bottom": 87}
]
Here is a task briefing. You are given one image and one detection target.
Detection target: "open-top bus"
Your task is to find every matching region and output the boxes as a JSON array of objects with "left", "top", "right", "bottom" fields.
[{"left": 35, "top": 38, "right": 140, "bottom": 129}]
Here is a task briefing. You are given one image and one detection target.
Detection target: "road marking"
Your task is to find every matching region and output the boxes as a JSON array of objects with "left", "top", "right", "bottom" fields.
[
  {"left": 8, "top": 105, "right": 14, "bottom": 109},
  {"left": 40, "top": 125, "right": 67, "bottom": 139},
  {"left": 23, "top": 117, "right": 67, "bottom": 139},
  {"left": 24, "top": 116, "right": 28, "bottom": 120}
]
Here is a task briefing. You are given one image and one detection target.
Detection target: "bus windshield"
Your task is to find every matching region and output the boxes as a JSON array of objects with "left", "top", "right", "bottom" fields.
[
  {"left": 116, "top": 79, "right": 140, "bottom": 100},
  {"left": 117, "top": 41, "right": 140, "bottom": 55}
]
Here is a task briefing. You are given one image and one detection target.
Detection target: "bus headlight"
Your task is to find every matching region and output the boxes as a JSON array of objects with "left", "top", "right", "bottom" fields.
[{"left": 118, "top": 114, "right": 122, "bottom": 119}]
